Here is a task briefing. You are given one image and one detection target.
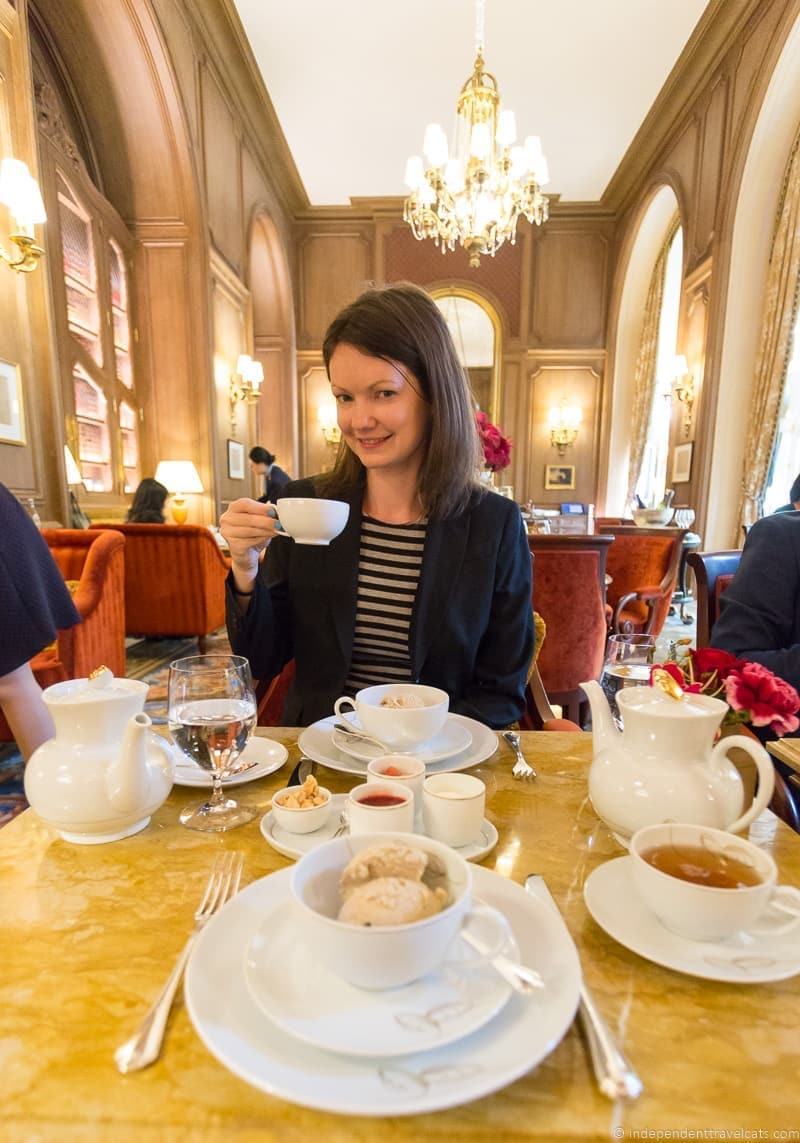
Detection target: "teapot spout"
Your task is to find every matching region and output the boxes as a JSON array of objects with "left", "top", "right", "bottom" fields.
[
  {"left": 107, "top": 712, "right": 152, "bottom": 814},
  {"left": 580, "top": 679, "right": 621, "bottom": 753}
]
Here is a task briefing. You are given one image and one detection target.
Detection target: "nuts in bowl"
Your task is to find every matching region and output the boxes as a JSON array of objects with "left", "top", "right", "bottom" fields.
[{"left": 271, "top": 775, "right": 333, "bottom": 835}]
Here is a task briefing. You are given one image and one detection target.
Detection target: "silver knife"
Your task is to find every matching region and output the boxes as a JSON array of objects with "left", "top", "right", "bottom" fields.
[{"left": 525, "top": 874, "right": 643, "bottom": 1101}]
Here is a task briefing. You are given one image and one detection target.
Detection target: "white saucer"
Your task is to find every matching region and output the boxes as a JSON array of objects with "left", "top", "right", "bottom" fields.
[
  {"left": 243, "top": 899, "right": 516, "bottom": 1057},
  {"left": 332, "top": 718, "right": 472, "bottom": 764},
  {"left": 259, "top": 794, "right": 499, "bottom": 863},
  {"left": 172, "top": 735, "right": 288, "bottom": 788},
  {"left": 584, "top": 857, "right": 800, "bottom": 984},
  {"left": 298, "top": 713, "right": 498, "bottom": 777},
  {"left": 185, "top": 864, "right": 581, "bottom": 1116}
]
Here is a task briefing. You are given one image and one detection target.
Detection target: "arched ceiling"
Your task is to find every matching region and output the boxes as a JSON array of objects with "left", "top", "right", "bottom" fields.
[{"left": 233, "top": 0, "right": 711, "bottom": 206}]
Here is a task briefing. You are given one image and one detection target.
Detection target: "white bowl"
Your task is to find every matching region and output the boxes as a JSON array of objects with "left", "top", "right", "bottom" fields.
[
  {"left": 632, "top": 507, "right": 674, "bottom": 527},
  {"left": 270, "top": 784, "right": 333, "bottom": 834}
]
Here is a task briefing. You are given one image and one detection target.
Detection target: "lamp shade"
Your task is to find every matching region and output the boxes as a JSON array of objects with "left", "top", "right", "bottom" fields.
[
  {"left": 64, "top": 444, "right": 83, "bottom": 486},
  {"left": 154, "top": 460, "right": 204, "bottom": 494},
  {"left": 0, "top": 158, "right": 46, "bottom": 229}
]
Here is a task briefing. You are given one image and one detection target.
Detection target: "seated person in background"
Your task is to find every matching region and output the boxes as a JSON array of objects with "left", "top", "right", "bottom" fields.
[
  {"left": 773, "top": 472, "right": 800, "bottom": 513},
  {"left": 127, "top": 477, "right": 168, "bottom": 523},
  {"left": 222, "top": 283, "right": 533, "bottom": 729},
  {"left": 711, "top": 511, "right": 800, "bottom": 692},
  {"left": 248, "top": 446, "right": 291, "bottom": 504},
  {"left": 0, "top": 483, "right": 80, "bottom": 759}
]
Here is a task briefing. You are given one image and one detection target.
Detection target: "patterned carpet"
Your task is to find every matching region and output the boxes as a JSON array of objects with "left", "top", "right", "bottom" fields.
[{"left": 0, "top": 629, "right": 231, "bottom": 829}]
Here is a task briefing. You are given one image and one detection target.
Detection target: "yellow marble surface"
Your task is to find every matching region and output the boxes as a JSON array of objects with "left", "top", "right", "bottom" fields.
[{"left": 1, "top": 731, "right": 799, "bottom": 1141}]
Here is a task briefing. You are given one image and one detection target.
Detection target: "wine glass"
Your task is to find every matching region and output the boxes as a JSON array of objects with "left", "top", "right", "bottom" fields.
[
  {"left": 168, "top": 654, "right": 258, "bottom": 831},
  {"left": 600, "top": 634, "right": 656, "bottom": 727}
]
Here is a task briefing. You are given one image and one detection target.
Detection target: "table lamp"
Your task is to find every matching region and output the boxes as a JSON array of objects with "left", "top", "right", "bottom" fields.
[
  {"left": 64, "top": 444, "right": 91, "bottom": 528},
  {"left": 154, "top": 460, "right": 204, "bottom": 525}
]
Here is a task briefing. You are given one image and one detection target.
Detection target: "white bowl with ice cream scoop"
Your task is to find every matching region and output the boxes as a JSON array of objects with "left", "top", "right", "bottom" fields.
[{"left": 290, "top": 831, "right": 509, "bottom": 989}]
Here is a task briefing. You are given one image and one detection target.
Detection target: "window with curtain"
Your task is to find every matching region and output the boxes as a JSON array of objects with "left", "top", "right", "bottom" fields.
[
  {"left": 763, "top": 304, "right": 800, "bottom": 512},
  {"left": 634, "top": 227, "right": 683, "bottom": 507}
]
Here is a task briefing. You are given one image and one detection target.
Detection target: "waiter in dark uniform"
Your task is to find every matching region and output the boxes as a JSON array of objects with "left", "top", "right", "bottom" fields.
[{"left": 248, "top": 446, "right": 291, "bottom": 504}]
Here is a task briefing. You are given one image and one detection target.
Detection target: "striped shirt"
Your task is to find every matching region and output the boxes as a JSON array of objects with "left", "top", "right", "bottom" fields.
[{"left": 344, "top": 516, "right": 427, "bottom": 693}]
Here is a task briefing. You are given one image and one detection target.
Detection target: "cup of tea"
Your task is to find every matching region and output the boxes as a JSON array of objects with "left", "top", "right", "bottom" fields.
[
  {"left": 334, "top": 683, "right": 449, "bottom": 750},
  {"left": 347, "top": 782, "right": 415, "bottom": 835},
  {"left": 422, "top": 773, "right": 486, "bottom": 848},
  {"left": 367, "top": 755, "right": 426, "bottom": 828},
  {"left": 629, "top": 822, "right": 800, "bottom": 941},
  {"left": 273, "top": 498, "right": 349, "bottom": 546}
]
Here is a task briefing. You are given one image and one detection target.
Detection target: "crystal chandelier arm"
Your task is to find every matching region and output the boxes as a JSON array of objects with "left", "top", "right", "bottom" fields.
[{"left": 475, "top": 0, "right": 486, "bottom": 56}]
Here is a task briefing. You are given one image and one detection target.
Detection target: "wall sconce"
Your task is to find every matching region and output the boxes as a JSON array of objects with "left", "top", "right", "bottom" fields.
[
  {"left": 548, "top": 402, "right": 581, "bottom": 456},
  {"left": 0, "top": 158, "right": 46, "bottom": 273},
  {"left": 154, "top": 459, "right": 204, "bottom": 525},
  {"left": 317, "top": 398, "right": 341, "bottom": 448},
  {"left": 672, "top": 354, "right": 696, "bottom": 438},
  {"left": 229, "top": 354, "right": 264, "bottom": 433}
]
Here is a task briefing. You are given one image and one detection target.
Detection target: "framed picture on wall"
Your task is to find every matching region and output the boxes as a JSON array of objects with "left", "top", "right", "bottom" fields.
[
  {"left": 227, "top": 438, "right": 245, "bottom": 480},
  {"left": 0, "top": 359, "right": 25, "bottom": 445},
  {"left": 544, "top": 464, "right": 575, "bottom": 490},
  {"left": 672, "top": 441, "right": 693, "bottom": 483}
]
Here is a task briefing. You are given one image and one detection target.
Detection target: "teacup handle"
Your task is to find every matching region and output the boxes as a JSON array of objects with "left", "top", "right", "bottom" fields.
[
  {"left": 748, "top": 885, "right": 800, "bottom": 936},
  {"left": 442, "top": 900, "right": 512, "bottom": 970},
  {"left": 709, "top": 734, "right": 775, "bottom": 833},
  {"left": 333, "top": 696, "right": 359, "bottom": 731}
]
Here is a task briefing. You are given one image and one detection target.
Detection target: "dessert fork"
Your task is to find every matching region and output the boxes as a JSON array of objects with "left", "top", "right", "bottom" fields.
[
  {"left": 114, "top": 851, "right": 243, "bottom": 1074},
  {"left": 503, "top": 730, "right": 537, "bottom": 780}
]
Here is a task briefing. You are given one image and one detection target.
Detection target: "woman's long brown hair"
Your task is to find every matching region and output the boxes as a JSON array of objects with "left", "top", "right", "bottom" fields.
[{"left": 318, "top": 283, "right": 481, "bottom": 519}]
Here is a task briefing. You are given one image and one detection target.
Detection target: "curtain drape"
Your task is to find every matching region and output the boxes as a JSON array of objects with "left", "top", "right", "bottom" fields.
[
  {"left": 739, "top": 126, "right": 800, "bottom": 531},
  {"left": 626, "top": 216, "right": 680, "bottom": 505}
]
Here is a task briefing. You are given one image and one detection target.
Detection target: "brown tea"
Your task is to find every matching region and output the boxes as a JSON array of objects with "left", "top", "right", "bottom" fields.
[{"left": 641, "top": 843, "right": 763, "bottom": 889}]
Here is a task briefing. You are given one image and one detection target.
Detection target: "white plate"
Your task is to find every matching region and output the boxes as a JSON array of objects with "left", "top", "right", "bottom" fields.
[
  {"left": 172, "top": 735, "right": 288, "bottom": 788},
  {"left": 332, "top": 718, "right": 472, "bottom": 764},
  {"left": 298, "top": 714, "right": 498, "bottom": 777},
  {"left": 243, "top": 899, "right": 516, "bottom": 1057},
  {"left": 584, "top": 857, "right": 800, "bottom": 984},
  {"left": 184, "top": 865, "right": 581, "bottom": 1116},
  {"left": 259, "top": 795, "right": 499, "bottom": 863}
]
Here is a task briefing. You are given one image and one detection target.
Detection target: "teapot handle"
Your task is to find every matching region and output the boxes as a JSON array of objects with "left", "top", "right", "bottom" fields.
[{"left": 709, "top": 734, "right": 775, "bottom": 833}]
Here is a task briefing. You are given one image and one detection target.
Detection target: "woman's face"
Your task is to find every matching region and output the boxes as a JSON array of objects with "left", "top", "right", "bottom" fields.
[{"left": 328, "top": 344, "right": 431, "bottom": 479}]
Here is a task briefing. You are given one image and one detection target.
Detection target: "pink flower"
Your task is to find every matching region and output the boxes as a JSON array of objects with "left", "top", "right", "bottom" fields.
[
  {"left": 476, "top": 412, "right": 512, "bottom": 472},
  {"left": 723, "top": 662, "right": 800, "bottom": 737}
]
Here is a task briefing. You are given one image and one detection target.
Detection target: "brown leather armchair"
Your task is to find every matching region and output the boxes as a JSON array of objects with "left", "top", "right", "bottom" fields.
[{"left": 90, "top": 523, "right": 229, "bottom": 649}]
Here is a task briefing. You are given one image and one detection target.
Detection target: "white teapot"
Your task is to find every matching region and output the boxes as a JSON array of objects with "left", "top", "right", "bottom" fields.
[
  {"left": 25, "top": 668, "right": 174, "bottom": 844},
  {"left": 581, "top": 680, "right": 775, "bottom": 843}
]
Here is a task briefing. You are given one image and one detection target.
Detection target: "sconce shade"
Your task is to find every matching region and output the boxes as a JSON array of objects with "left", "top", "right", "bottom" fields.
[
  {"left": 672, "top": 354, "right": 689, "bottom": 380},
  {"left": 63, "top": 444, "right": 83, "bottom": 486},
  {"left": 0, "top": 158, "right": 46, "bottom": 230},
  {"left": 154, "top": 460, "right": 204, "bottom": 494}
]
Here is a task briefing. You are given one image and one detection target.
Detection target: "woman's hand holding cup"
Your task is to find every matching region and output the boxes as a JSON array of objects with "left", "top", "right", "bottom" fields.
[{"left": 219, "top": 498, "right": 283, "bottom": 584}]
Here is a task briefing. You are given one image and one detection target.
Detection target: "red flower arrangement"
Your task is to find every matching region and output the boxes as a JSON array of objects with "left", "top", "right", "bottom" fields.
[
  {"left": 651, "top": 643, "right": 800, "bottom": 737},
  {"left": 476, "top": 411, "right": 512, "bottom": 472}
]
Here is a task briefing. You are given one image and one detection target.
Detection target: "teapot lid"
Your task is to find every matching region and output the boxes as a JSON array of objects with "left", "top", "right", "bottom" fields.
[
  {"left": 45, "top": 667, "right": 148, "bottom": 705},
  {"left": 616, "top": 685, "right": 727, "bottom": 718}
]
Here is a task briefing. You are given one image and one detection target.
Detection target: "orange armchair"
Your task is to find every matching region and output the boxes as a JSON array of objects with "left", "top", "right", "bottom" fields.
[
  {"left": 0, "top": 528, "right": 126, "bottom": 741},
  {"left": 90, "top": 524, "right": 229, "bottom": 648},
  {"left": 599, "top": 526, "right": 686, "bottom": 637}
]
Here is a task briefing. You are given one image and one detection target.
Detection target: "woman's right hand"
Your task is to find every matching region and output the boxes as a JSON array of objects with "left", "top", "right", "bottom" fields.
[{"left": 219, "top": 498, "right": 282, "bottom": 582}]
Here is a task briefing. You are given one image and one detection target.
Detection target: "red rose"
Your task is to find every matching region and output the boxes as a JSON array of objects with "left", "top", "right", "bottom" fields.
[
  {"left": 476, "top": 412, "right": 512, "bottom": 471},
  {"left": 691, "top": 647, "right": 742, "bottom": 680},
  {"left": 723, "top": 662, "right": 800, "bottom": 737}
]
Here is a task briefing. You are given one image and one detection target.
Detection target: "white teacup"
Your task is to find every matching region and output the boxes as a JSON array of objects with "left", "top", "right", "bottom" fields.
[
  {"left": 290, "top": 831, "right": 510, "bottom": 989},
  {"left": 367, "top": 755, "right": 426, "bottom": 828},
  {"left": 630, "top": 822, "right": 800, "bottom": 942},
  {"left": 334, "top": 683, "right": 449, "bottom": 750},
  {"left": 347, "top": 782, "right": 415, "bottom": 835},
  {"left": 423, "top": 773, "right": 486, "bottom": 848},
  {"left": 273, "top": 498, "right": 349, "bottom": 546}
]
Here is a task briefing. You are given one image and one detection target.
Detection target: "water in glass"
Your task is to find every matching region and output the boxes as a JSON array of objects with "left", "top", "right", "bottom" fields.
[{"left": 601, "top": 634, "right": 656, "bottom": 727}]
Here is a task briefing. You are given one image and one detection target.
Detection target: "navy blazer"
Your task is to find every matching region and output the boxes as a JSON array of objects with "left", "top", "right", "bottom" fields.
[
  {"left": 227, "top": 479, "right": 534, "bottom": 728},
  {"left": 711, "top": 511, "right": 800, "bottom": 690}
]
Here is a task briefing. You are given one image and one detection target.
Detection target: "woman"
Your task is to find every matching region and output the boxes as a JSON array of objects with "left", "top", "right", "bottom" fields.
[
  {"left": 220, "top": 283, "right": 533, "bottom": 728},
  {"left": 127, "top": 478, "right": 168, "bottom": 524},
  {"left": 0, "top": 484, "right": 80, "bottom": 759}
]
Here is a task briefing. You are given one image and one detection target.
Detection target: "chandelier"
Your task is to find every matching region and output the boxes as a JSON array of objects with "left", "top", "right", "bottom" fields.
[{"left": 403, "top": 0, "right": 549, "bottom": 268}]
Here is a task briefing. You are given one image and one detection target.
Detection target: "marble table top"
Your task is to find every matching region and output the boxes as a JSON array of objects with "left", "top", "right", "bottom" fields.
[{"left": 1, "top": 730, "right": 799, "bottom": 1140}]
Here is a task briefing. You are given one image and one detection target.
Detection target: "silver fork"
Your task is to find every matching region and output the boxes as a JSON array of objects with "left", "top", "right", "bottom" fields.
[
  {"left": 332, "top": 810, "right": 350, "bottom": 838},
  {"left": 114, "top": 851, "right": 243, "bottom": 1074},
  {"left": 503, "top": 730, "right": 537, "bottom": 780}
]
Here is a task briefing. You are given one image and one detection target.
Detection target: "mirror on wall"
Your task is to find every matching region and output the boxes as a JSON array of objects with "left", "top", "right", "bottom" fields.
[{"left": 431, "top": 289, "right": 501, "bottom": 423}]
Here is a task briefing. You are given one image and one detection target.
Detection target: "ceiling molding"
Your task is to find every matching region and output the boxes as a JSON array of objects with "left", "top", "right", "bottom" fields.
[{"left": 601, "top": 0, "right": 765, "bottom": 215}]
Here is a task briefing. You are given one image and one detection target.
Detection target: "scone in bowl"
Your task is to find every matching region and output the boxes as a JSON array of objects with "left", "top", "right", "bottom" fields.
[
  {"left": 290, "top": 831, "right": 472, "bottom": 989},
  {"left": 270, "top": 784, "right": 333, "bottom": 834}
]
